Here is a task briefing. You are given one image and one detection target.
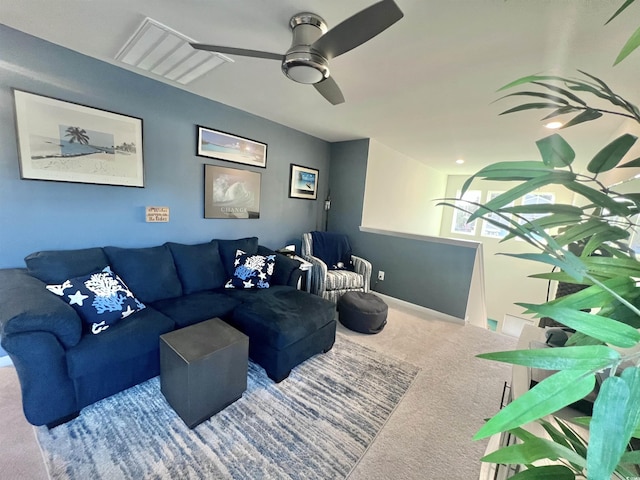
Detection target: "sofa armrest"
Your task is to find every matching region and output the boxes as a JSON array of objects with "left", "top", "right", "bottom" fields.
[
  {"left": 303, "top": 254, "right": 328, "bottom": 298},
  {"left": 352, "top": 255, "right": 372, "bottom": 292},
  {"left": 0, "top": 268, "right": 83, "bottom": 349}
]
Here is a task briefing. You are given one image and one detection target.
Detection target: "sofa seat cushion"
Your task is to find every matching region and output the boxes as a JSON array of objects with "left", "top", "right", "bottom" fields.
[
  {"left": 231, "top": 289, "right": 335, "bottom": 350},
  {"left": 221, "top": 284, "right": 294, "bottom": 303},
  {"left": 151, "top": 291, "right": 241, "bottom": 328},
  {"left": 25, "top": 247, "right": 109, "bottom": 284},
  {"left": 325, "top": 269, "right": 364, "bottom": 291},
  {"left": 104, "top": 245, "right": 182, "bottom": 303},
  {"left": 67, "top": 307, "right": 174, "bottom": 379},
  {"left": 166, "top": 241, "right": 227, "bottom": 294}
]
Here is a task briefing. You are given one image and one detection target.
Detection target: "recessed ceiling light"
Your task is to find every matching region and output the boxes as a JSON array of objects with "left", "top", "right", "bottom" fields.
[
  {"left": 544, "top": 121, "right": 563, "bottom": 129},
  {"left": 456, "top": 159, "right": 465, "bottom": 164}
]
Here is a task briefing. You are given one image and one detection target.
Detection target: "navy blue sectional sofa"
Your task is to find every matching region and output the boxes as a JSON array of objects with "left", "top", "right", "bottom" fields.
[{"left": 0, "top": 237, "right": 336, "bottom": 427}]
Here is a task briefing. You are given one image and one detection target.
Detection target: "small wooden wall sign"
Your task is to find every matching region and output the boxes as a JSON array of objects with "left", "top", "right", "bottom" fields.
[{"left": 146, "top": 206, "right": 169, "bottom": 223}]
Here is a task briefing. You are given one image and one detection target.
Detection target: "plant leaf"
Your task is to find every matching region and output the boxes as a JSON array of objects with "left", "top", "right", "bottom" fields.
[
  {"left": 501, "top": 252, "right": 586, "bottom": 281},
  {"left": 587, "top": 133, "right": 637, "bottom": 173},
  {"left": 468, "top": 172, "right": 576, "bottom": 221},
  {"left": 508, "top": 465, "right": 576, "bottom": 480},
  {"left": 496, "top": 91, "right": 570, "bottom": 105},
  {"left": 606, "top": 0, "right": 636, "bottom": 24},
  {"left": 553, "top": 417, "right": 589, "bottom": 461},
  {"left": 561, "top": 109, "right": 604, "bottom": 128},
  {"left": 497, "top": 74, "right": 577, "bottom": 92},
  {"left": 565, "top": 182, "right": 630, "bottom": 216},
  {"left": 619, "top": 156, "right": 640, "bottom": 168},
  {"left": 474, "top": 369, "right": 595, "bottom": 440},
  {"left": 550, "top": 277, "right": 636, "bottom": 310},
  {"left": 518, "top": 303, "right": 640, "bottom": 347},
  {"left": 614, "top": 24, "right": 640, "bottom": 65},
  {"left": 460, "top": 161, "right": 553, "bottom": 196},
  {"left": 620, "top": 450, "right": 640, "bottom": 463},
  {"left": 500, "top": 102, "right": 566, "bottom": 115},
  {"left": 541, "top": 106, "right": 580, "bottom": 121},
  {"left": 553, "top": 219, "right": 617, "bottom": 248},
  {"left": 481, "top": 435, "right": 586, "bottom": 467},
  {"left": 500, "top": 204, "right": 583, "bottom": 216},
  {"left": 582, "top": 256, "right": 640, "bottom": 278},
  {"left": 477, "top": 345, "right": 620, "bottom": 370},
  {"left": 532, "top": 81, "right": 589, "bottom": 106},
  {"left": 536, "top": 134, "right": 575, "bottom": 167},
  {"left": 580, "top": 227, "right": 631, "bottom": 257},
  {"left": 565, "top": 332, "right": 606, "bottom": 347},
  {"left": 587, "top": 374, "right": 633, "bottom": 479}
]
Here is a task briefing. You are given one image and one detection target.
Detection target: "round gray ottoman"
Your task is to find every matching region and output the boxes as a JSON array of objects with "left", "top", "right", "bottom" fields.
[{"left": 338, "top": 291, "right": 388, "bottom": 334}]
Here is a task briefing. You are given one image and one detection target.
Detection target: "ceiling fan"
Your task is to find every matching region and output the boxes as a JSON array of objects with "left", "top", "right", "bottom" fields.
[{"left": 190, "top": 0, "right": 403, "bottom": 105}]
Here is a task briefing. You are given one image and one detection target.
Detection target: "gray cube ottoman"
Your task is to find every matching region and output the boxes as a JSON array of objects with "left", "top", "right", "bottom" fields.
[{"left": 338, "top": 291, "right": 388, "bottom": 334}]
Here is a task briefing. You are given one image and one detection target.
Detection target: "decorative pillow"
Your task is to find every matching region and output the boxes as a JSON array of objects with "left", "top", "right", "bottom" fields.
[
  {"left": 46, "top": 266, "right": 145, "bottom": 334},
  {"left": 224, "top": 250, "right": 275, "bottom": 289}
]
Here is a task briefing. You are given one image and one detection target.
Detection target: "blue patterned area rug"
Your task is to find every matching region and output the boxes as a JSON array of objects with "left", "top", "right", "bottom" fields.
[{"left": 36, "top": 335, "right": 419, "bottom": 479}]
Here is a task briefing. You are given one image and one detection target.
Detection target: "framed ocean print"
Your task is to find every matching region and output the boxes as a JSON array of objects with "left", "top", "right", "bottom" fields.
[
  {"left": 204, "top": 164, "right": 261, "bottom": 219},
  {"left": 289, "top": 164, "right": 318, "bottom": 200},
  {"left": 197, "top": 126, "right": 267, "bottom": 168},
  {"left": 13, "top": 89, "right": 144, "bottom": 187}
]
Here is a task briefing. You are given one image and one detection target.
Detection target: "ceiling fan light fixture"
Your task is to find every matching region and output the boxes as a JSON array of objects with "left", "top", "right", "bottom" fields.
[{"left": 282, "top": 51, "right": 329, "bottom": 84}]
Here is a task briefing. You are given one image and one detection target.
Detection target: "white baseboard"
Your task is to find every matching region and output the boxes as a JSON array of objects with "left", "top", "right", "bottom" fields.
[{"left": 372, "top": 292, "right": 466, "bottom": 325}]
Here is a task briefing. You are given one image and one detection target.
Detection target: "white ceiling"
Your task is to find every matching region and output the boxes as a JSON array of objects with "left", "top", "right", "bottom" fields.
[{"left": 1, "top": 0, "right": 638, "bottom": 174}]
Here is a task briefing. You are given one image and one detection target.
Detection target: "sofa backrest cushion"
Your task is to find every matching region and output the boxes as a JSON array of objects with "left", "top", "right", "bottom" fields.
[
  {"left": 217, "top": 237, "right": 259, "bottom": 277},
  {"left": 166, "top": 241, "right": 227, "bottom": 294},
  {"left": 257, "top": 246, "right": 301, "bottom": 287},
  {"left": 25, "top": 247, "right": 109, "bottom": 284},
  {"left": 104, "top": 245, "right": 182, "bottom": 303}
]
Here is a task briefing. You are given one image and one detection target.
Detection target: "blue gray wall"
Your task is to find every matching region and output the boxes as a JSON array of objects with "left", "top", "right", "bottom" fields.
[
  {"left": 0, "top": 25, "right": 329, "bottom": 268},
  {"left": 328, "top": 140, "right": 477, "bottom": 319}
]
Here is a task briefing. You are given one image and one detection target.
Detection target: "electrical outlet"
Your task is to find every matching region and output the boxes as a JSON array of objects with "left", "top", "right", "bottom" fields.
[{"left": 378, "top": 270, "right": 385, "bottom": 281}]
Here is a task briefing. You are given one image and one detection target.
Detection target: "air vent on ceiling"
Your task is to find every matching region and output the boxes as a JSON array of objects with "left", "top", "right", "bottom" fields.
[{"left": 115, "top": 18, "right": 233, "bottom": 85}]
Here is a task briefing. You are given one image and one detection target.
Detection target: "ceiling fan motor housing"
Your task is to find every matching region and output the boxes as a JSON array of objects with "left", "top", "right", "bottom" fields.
[{"left": 282, "top": 13, "right": 329, "bottom": 84}]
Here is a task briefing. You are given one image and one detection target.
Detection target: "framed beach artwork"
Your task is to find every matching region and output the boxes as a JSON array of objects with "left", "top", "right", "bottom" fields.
[
  {"left": 13, "top": 89, "right": 144, "bottom": 187},
  {"left": 197, "top": 126, "right": 267, "bottom": 168},
  {"left": 289, "top": 164, "right": 318, "bottom": 200},
  {"left": 204, "top": 164, "right": 261, "bottom": 219}
]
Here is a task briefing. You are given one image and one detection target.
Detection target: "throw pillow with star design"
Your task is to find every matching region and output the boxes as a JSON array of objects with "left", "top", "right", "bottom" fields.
[
  {"left": 225, "top": 249, "right": 275, "bottom": 289},
  {"left": 46, "top": 266, "right": 145, "bottom": 334}
]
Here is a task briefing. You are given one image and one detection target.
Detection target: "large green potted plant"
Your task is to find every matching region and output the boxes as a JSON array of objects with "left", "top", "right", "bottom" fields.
[{"left": 443, "top": 3, "right": 640, "bottom": 479}]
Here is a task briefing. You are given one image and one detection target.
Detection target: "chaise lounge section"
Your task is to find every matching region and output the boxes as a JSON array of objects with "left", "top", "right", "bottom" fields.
[{"left": 0, "top": 237, "right": 336, "bottom": 427}]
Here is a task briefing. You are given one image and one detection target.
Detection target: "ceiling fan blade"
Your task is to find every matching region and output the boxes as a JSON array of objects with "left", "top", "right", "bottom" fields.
[
  {"left": 314, "top": 77, "right": 345, "bottom": 105},
  {"left": 311, "top": 0, "right": 403, "bottom": 60},
  {"left": 190, "top": 43, "right": 283, "bottom": 61}
]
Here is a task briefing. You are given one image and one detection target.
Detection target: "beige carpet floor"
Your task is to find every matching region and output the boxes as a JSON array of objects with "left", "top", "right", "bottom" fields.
[{"left": 0, "top": 301, "right": 516, "bottom": 479}]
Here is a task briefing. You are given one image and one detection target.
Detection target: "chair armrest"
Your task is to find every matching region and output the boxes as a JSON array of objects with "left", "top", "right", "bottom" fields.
[
  {"left": 352, "top": 255, "right": 372, "bottom": 292},
  {"left": 303, "top": 254, "right": 328, "bottom": 297},
  {"left": 0, "top": 268, "right": 82, "bottom": 349}
]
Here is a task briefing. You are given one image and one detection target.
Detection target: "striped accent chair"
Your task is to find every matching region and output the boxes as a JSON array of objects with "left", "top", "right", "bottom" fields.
[{"left": 301, "top": 232, "right": 372, "bottom": 303}]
